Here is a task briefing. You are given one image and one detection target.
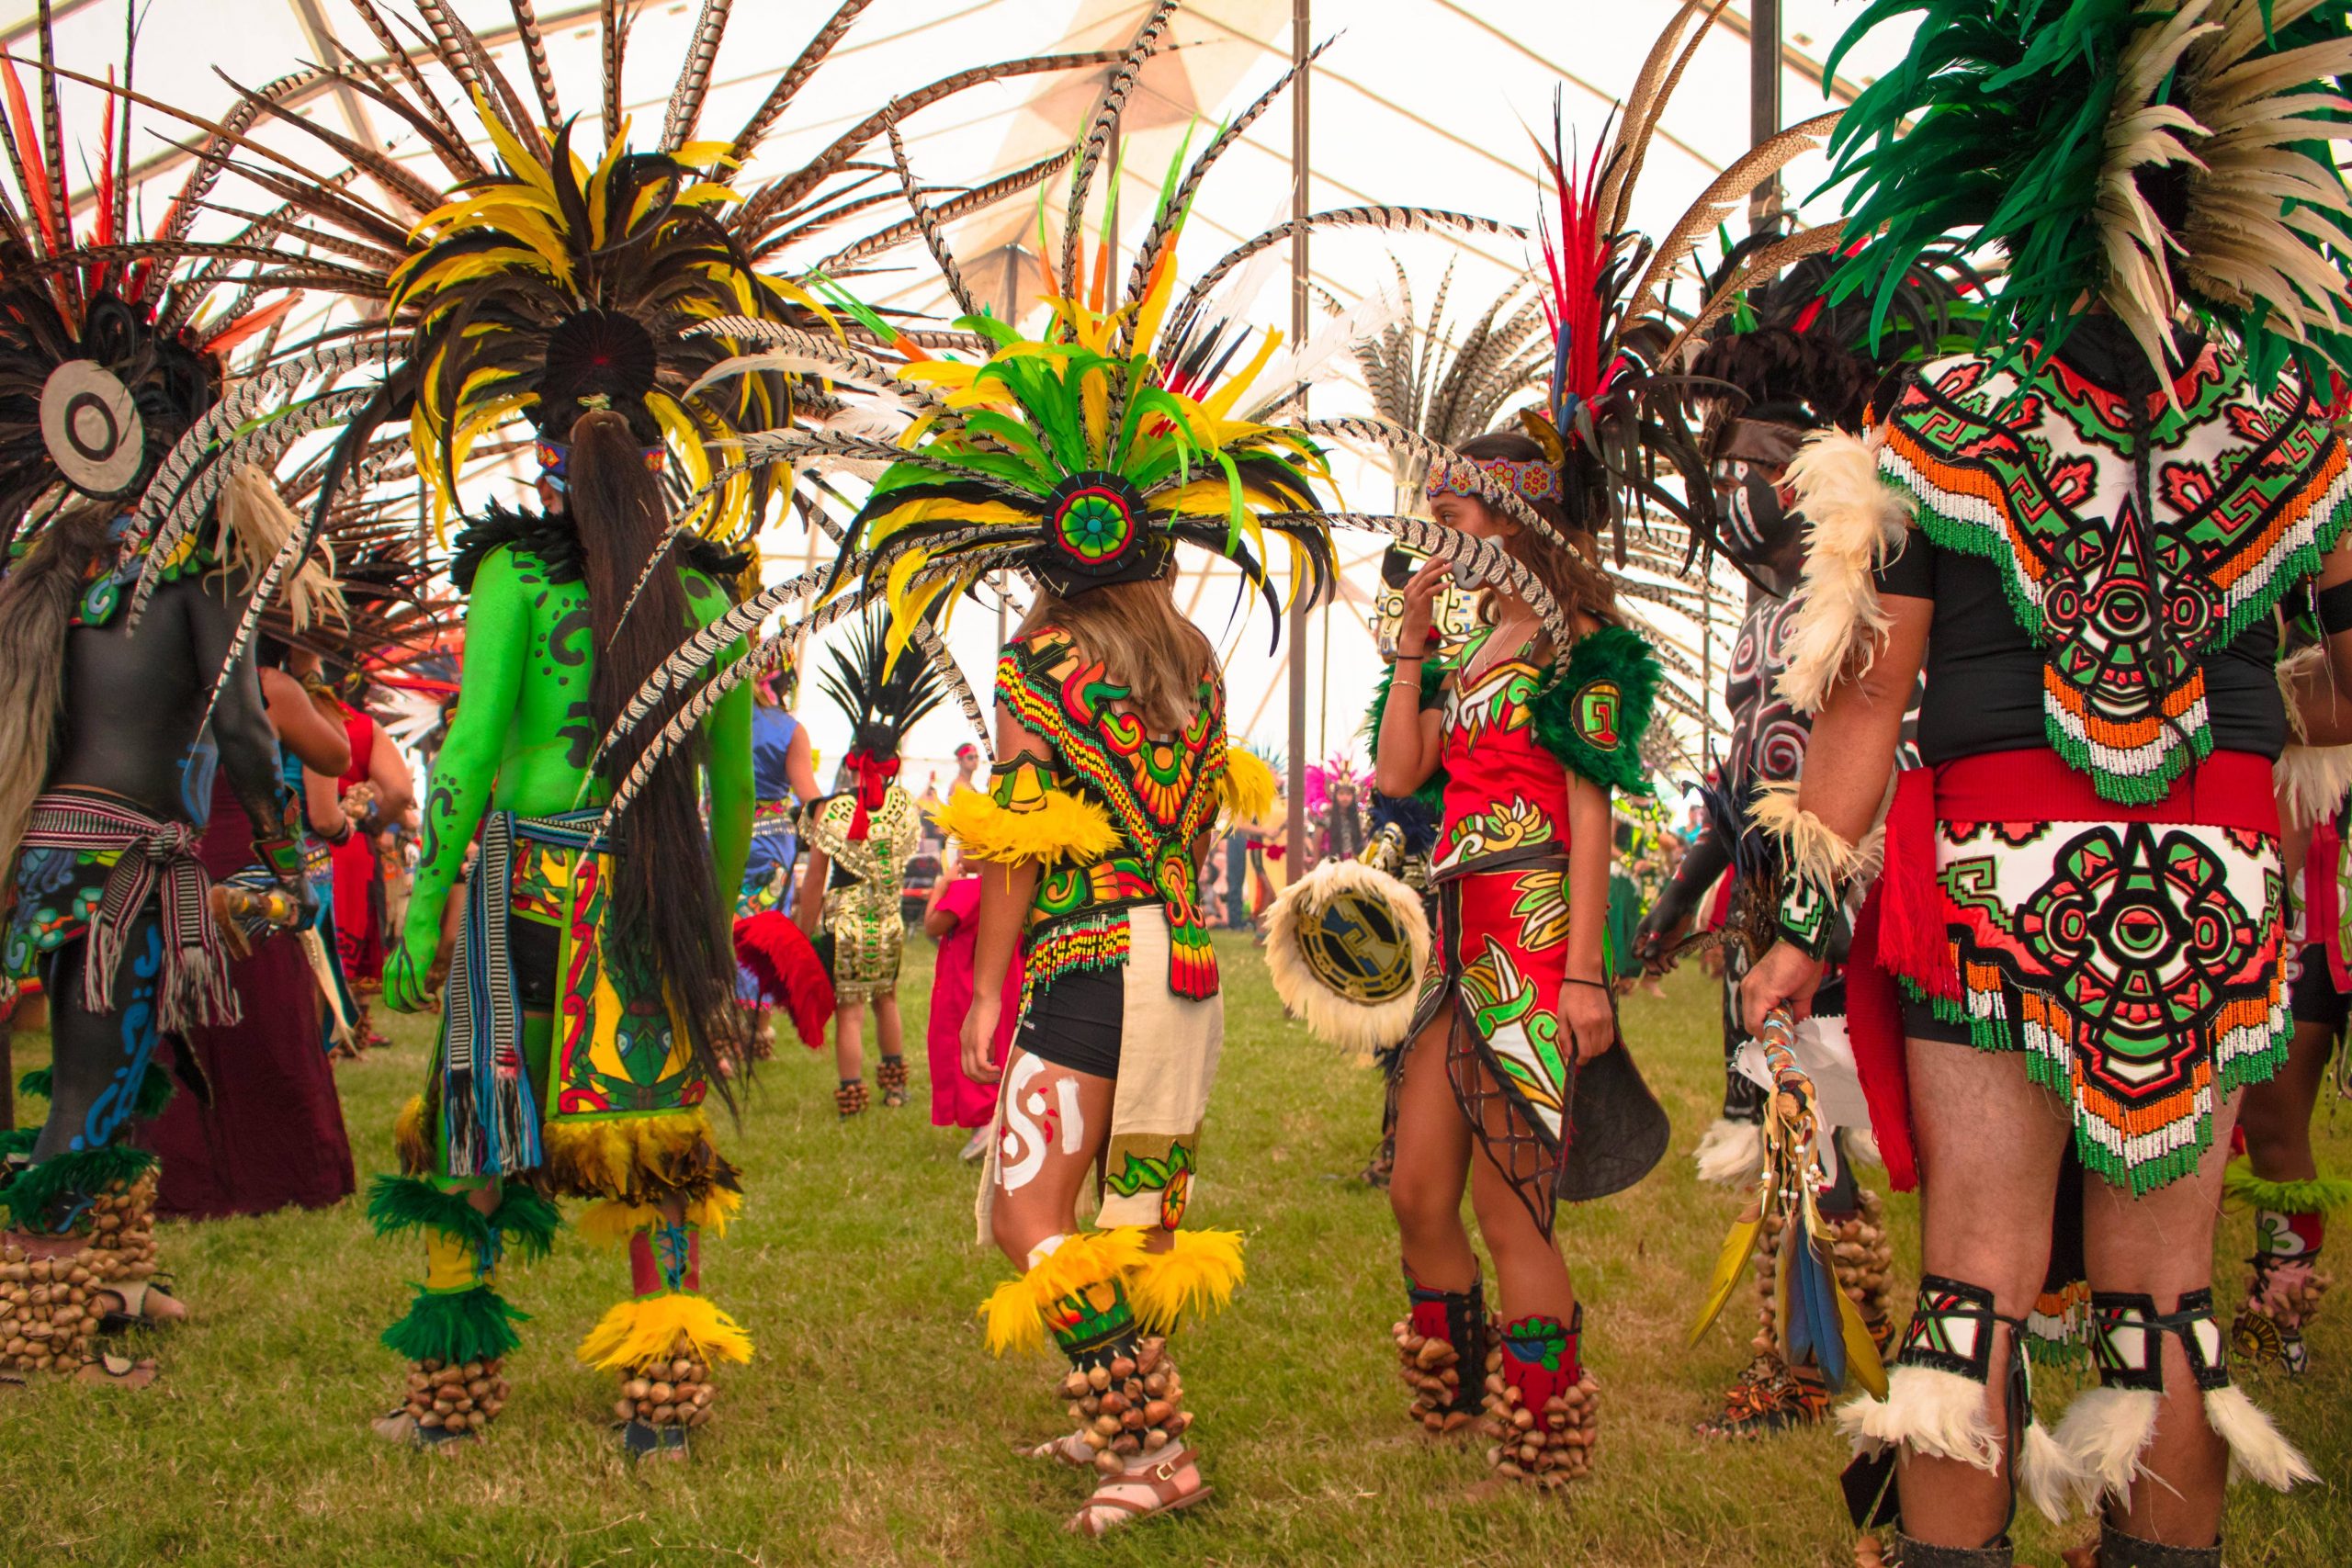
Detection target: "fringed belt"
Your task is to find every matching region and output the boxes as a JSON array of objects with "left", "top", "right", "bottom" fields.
[
  {"left": 19, "top": 791, "right": 235, "bottom": 1032},
  {"left": 444, "top": 807, "right": 606, "bottom": 1179}
]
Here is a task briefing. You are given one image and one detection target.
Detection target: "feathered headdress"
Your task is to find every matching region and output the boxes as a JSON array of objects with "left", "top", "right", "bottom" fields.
[
  {"left": 1515, "top": 2, "right": 1849, "bottom": 549},
  {"left": 818, "top": 609, "right": 944, "bottom": 763},
  {"left": 1819, "top": 0, "right": 2352, "bottom": 389},
  {"left": 0, "top": 3, "right": 307, "bottom": 560}
]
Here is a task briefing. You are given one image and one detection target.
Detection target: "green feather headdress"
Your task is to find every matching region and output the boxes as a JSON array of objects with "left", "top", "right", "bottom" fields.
[{"left": 1820, "top": 0, "right": 2352, "bottom": 389}]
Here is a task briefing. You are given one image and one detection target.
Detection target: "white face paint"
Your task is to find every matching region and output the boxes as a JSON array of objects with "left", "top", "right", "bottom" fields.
[{"left": 996, "top": 1055, "right": 1087, "bottom": 1194}]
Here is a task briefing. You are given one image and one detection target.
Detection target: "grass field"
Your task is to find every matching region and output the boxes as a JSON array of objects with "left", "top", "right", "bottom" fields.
[{"left": 1, "top": 933, "right": 2345, "bottom": 1566}]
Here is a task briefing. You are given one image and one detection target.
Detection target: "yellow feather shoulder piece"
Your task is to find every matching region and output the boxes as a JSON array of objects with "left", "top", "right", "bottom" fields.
[
  {"left": 933, "top": 783, "right": 1120, "bottom": 868},
  {"left": 1219, "top": 749, "right": 1277, "bottom": 824}
]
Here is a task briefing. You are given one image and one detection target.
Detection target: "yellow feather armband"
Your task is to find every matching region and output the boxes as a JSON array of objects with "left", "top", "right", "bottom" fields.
[
  {"left": 933, "top": 779, "right": 1120, "bottom": 867},
  {"left": 1219, "top": 748, "right": 1277, "bottom": 824}
]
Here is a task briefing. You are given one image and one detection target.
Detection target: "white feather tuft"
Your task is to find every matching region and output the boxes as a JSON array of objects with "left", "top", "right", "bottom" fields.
[
  {"left": 2274, "top": 743, "right": 2352, "bottom": 832},
  {"left": 2018, "top": 1416, "right": 2088, "bottom": 1525},
  {"left": 1779, "top": 427, "right": 1915, "bottom": 715},
  {"left": 2052, "top": 1385, "right": 2161, "bottom": 1511},
  {"left": 1263, "top": 859, "right": 1431, "bottom": 1061},
  {"left": 1692, "top": 1117, "right": 1764, "bottom": 1185},
  {"left": 1847, "top": 1124, "right": 1883, "bottom": 1169},
  {"left": 1838, "top": 1364, "right": 2004, "bottom": 1473},
  {"left": 2204, "top": 1383, "right": 2317, "bottom": 1492}
]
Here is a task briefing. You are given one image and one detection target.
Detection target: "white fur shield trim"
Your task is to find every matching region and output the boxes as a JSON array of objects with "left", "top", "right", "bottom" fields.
[
  {"left": 2275, "top": 743, "right": 2352, "bottom": 832},
  {"left": 1779, "top": 426, "right": 1915, "bottom": 715},
  {"left": 1264, "top": 859, "right": 1431, "bottom": 1061},
  {"left": 2052, "top": 1385, "right": 2161, "bottom": 1511},
  {"left": 1838, "top": 1364, "right": 2003, "bottom": 1473},
  {"left": 2204, "top": 1383, "right": 2317, "bottom": 1492},
  {"left": 1692, "top": 1117, "right": 1763, "bottom": 1185}
]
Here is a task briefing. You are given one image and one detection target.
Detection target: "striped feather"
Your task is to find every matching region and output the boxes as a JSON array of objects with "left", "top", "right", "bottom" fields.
[
  {"left": 1170, "top": 209, "right": 1527, "bottom": 342},
  {"left": 811, "top": 148, "right": 1070, "bottom": 272},
  {"left": 884, "top": 118, "right": 978, "bottom": 320},
  {"left": 1623, "top": 113, "right": 1842, "bottom": 330},
  {"left": 1060, "top": 0, "right": 1179, "bottom": 303},
  {"left": 727, "top": 0, "right": 875, "bottom": 163},
  {"left": 662, "top": 0, "right": 731, "bottom": 151},
  {"left": 506, "top": 0, "right": 565, "bottom": 128}
]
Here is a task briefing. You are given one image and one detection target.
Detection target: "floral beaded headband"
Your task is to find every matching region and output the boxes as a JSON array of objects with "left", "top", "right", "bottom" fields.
[
  {"left": 535, "top": 437, "right": 668, "bottom": 496},
  {"left": 1424, "top": 455, "right": 1561, "bottom": 508}
]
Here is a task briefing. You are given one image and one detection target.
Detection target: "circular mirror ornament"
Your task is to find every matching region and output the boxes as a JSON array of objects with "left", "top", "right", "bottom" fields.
[{"left": 40, "top": 359, "right": 145, "bottom": 497}]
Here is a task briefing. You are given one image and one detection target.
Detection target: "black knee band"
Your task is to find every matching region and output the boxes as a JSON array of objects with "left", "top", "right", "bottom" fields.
[{"left": 2089, "top": 1289, "right": 2230, "bottom": 1393}]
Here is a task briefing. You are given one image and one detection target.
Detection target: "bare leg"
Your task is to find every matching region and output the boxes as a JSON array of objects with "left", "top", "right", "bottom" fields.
[
  {"left": 1388, "top": 1016, "right": 1476, "bottom": 1293},
  {"left": 833, "top": 1000, "right": 864, "bottom": 1086},
  {"left": 1465, "top": 1078, "right": 1576, "bottom": 1325},
  {"left": 2081, "top": 1092, "right": 2241, "bottom": 1549},
  {"left": 2237, "top": 1022, "right": 2329, "bottom": 1186},
  {"left": 1898, "top": 1037, "right": 2069, "bottom": 1550},
  {"left": 874, "top": 994, "right": 904, "bottom": 1062}
]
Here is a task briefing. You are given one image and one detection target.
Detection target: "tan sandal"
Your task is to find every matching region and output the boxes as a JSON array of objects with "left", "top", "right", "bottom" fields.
[
  {"left": 1066, "top": 1446, "right": 1212, "bottom": 1538},
  {"left": 96, "top": 1277, "right": 187, "bottom": 1332},
  {"left": 74, "top": 1352, "right": 157, "bottom": 1389}
]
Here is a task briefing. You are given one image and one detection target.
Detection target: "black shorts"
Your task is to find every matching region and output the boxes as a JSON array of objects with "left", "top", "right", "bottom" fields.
[
  {"left": 1013, "top": 965, "right": 1124, "bottom": 1079},
  {"left": 2290, "top": 942, "right": 2348, "bottom": 1034},
  {"left": 1900, "top": 989, "right": 1974, "bottom": 1046}
]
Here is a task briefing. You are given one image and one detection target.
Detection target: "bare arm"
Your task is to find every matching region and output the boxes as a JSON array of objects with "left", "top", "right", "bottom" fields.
[
  {"left": 1374, "top": 559, "right": 1450, "bottom": 797},
  {"left": 786, "top": 724, "right": 820, "bottom": 804},
  {"left": 262, "top": 668, "right": 352, "bottom": 776},
  {"left": 179, "top": 581, "right": 291, "bottom": 851},
  {"left": 366, "top": 726, "right": 415, "bottom": 818},
  {"left": 1559, "top": 770, "right": 1618, "bottom": 1060},
  {"left": 1739, "top": 593, "right": 1933, "bottom": 1032},
  {"left": 302, "top": 768, "right": 348, "bottom": 841},
  {"left": 959, "top": 701, "right": 1048, "bottom": 1084},
  {"left": 796, "top": 843, "right": 830, "bottom": 938}
]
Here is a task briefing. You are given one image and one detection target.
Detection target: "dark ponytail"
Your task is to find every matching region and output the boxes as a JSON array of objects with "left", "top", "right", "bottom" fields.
[{"left": 570, "top": 409, "right": 742, "bottom": 1106}]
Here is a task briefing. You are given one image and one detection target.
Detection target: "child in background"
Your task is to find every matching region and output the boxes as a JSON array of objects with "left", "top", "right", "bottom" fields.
[{"left": 922, "top": 858, "right": 1019, "bottom": 1161}]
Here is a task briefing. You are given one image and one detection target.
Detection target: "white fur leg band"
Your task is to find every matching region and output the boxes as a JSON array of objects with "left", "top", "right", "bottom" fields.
[{"left": 2053, "top": 1288, "right": 2316, "bottom": 1514}]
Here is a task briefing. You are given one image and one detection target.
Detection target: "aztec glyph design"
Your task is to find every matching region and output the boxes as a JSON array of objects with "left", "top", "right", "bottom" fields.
[
  {"left": 1926, "top": 816, "right": 2286, "bottom": 1190},
  {"left": 1878, "top": 343, "right": 2352, "bottom": 803}
]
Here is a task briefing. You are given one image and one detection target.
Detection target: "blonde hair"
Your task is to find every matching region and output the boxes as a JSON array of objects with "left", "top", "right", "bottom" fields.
[{"left": 1019, "top": 573, "right": 1214, "bottom": 735}]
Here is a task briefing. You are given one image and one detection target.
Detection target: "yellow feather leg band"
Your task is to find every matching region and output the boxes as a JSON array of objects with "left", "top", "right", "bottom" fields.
[
  {"left": 539, "top": 1111, "right": 730, "bottom": 1204},
  {"left": 1125, "top": 1229, "right": 1247, "bottom": 1332},
  {"left": 1220, "top": 750, "right": 1277, "bottom": 825},
  {"left": 573, "top": 1189, "right": 744, "bottom": 1248},
  {"left": 575, "top": 1291, "right": 754, "bottom": 1371},
  {"left": 978, "top": 1228, "right": 1150, "bottom": 1358},
  {"left": 933, "top": 783, "right": 1119, "bottom": 868}
]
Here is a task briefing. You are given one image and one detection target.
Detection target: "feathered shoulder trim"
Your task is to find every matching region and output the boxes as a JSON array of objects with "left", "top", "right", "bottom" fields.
[
  {"left": 450, "top": 503, "right": 751, "bottom": 593},
  {"left": 1362, "top": 654, "right": 1451, "bottom": 810},
  {"left": 1779, "top": 424, "right": 1916, "bottom": 714},
  {"left": 1219, "top": 749, "right": 1277, "bottom": 823},
  {"left": 933, "top": 764, "right": 1120, "bottom": 868},
  {"left": 1530, "top": 624, "right": 1660, "bottom": 795}
]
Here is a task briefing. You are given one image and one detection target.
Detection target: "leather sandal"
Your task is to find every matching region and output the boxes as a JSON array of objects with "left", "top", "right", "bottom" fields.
[
  {"left": 1022, "top": 1429, "right": 1095, "bottom": 1471},
  {"left": 96, "top": 1277, "right": 185, "bottom": 1333},
  {"left": 1067, "top": 1446, "right": 1212, "bottom": 1538}
]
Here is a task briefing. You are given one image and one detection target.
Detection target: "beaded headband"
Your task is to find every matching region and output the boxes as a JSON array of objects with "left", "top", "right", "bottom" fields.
[{"left": 1424, "top": 455, "right": 1562, "bottom": 507}]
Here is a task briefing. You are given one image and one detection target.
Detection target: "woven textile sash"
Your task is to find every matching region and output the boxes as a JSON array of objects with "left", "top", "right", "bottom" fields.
[
  {"left": 444, "top": 807, "right": 605, "bottom": 1178},
  {"left": 18, "top": 792, "right": 235, "bottom": 1031}
]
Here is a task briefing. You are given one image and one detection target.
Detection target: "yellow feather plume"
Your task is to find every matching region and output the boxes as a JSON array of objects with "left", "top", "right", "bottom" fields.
[
  {"left": 1219, "top": 748, "right": 1277, "bottom": 824},
  {"left": 393, "top": 1095, "right": 434, "bottom": 1179},
  {"left": 540, "top": 1111, "right": 728, "bottom": 1204},
  {"left": 1686, "top": 1201, "right": 1764, "bottom": 1348}
]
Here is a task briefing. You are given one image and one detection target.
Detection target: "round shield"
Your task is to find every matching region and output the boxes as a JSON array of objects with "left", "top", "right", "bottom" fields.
[
  {"left": 40, "top": 359, "right": 146, "bottom": 497},
  {"left": 1295, "top": 885, "right": 1420, "bottom": 1005}
]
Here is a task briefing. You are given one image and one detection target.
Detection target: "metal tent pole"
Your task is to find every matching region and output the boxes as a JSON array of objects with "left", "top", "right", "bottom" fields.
[{"left": 1285, "top": 0, "right": 1311, "bottom": 878}]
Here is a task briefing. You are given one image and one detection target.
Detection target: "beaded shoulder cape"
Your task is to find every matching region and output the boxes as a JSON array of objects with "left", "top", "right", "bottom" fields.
[
  {"left": 995, "top": 626, "right": 1228, "bottom": 1000},
  {"left": 1875, "top": 342, "right": 2352, "bottom": 803}
]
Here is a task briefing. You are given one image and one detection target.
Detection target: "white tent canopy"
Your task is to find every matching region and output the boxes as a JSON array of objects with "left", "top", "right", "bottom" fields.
[{"left": 4, "top": 0, "right": 1921, "bottom": 784}]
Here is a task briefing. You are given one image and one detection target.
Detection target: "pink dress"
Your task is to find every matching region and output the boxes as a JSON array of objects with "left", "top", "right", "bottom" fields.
[{"left": 927, "top": 874, "right": 1019, "bottom": 1128}]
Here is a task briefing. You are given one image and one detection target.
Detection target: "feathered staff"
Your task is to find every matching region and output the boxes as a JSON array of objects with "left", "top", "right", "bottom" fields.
[{"left": 1688, "top": 1005, "right": 1888, "bottom": 1397}]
